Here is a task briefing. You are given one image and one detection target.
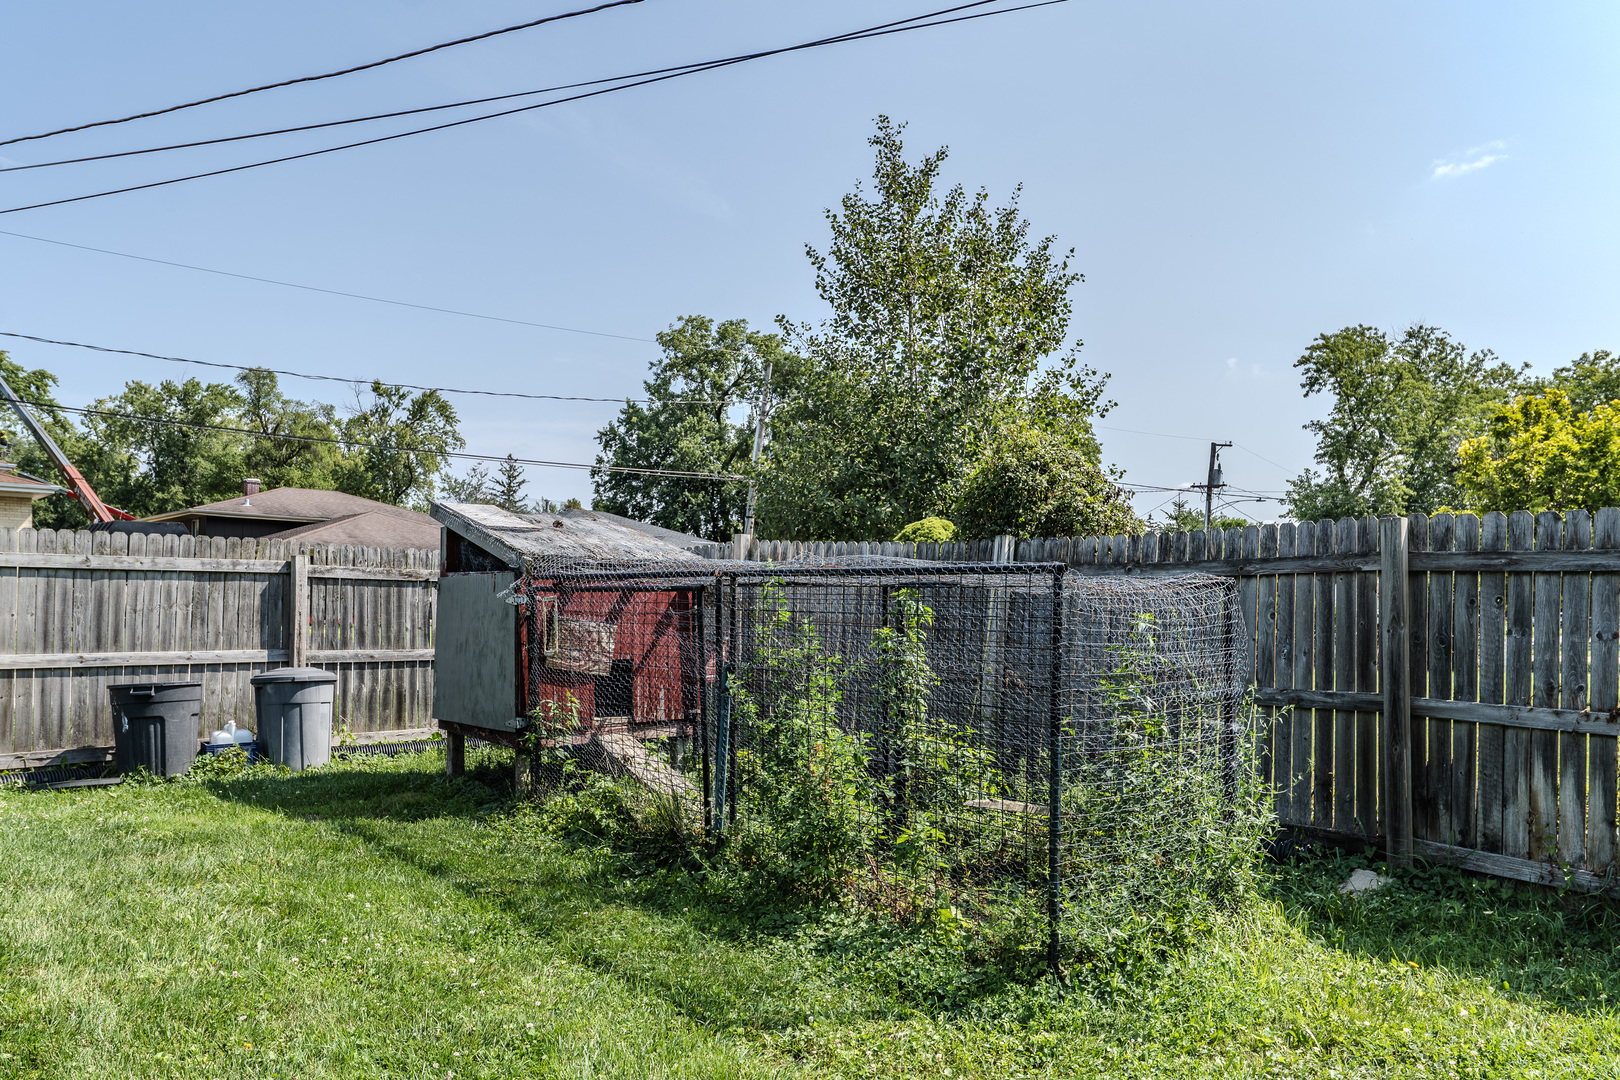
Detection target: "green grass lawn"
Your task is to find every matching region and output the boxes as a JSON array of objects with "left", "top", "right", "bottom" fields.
[{"left": 3, "top": 748, "right": 1620, "bottom": 1078}]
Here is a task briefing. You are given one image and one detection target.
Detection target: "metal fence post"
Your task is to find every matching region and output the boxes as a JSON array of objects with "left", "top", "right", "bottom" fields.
[
  {"left": 1379, "top": 516, "right": 1415, "bottom": 866},
  {"left": 1047, "top": 563, "right": 1066, "bottom": 975},
  {"left": 696, "top": 584, "right": 711, "bottom": 832},
  {"left": 712, "top": 579, "right": 730, "bottom": 832}
]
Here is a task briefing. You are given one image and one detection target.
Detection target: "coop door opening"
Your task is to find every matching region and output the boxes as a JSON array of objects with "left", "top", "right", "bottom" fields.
[{"left": 594, "top": 658, "right": 635, "bottom": 720}]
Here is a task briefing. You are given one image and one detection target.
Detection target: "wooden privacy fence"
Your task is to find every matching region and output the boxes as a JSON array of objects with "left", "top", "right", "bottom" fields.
[
  {"left": 0, "top": 527, "right": 437, "bottom": 770},
  {"left": 713, "top": 511, "right": 1620, "bottom": 894}
]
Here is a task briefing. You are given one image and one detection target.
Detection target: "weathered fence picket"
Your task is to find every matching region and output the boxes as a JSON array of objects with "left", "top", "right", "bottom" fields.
[
  {"left": 0, "top": 528, "right": 437, "bottom": 768},
  {"left": 711, "top": 510, "right": 1620, "bottom": 895}
]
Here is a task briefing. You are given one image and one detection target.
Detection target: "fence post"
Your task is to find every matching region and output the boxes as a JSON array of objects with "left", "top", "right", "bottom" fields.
[
  {"left": 1047, "top": 564, "right": 1066, "bottom": 975},
  {"left": 288, "top": 553, "right": 308, "bottom": 667},
  {"left": 1379, "top": 516, "right": 1414, "bottom": 865}
]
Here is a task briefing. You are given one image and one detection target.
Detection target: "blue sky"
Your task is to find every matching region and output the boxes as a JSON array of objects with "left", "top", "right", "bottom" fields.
[{"left": 1, "top": 1, "right": 1616, "bottom": 524}]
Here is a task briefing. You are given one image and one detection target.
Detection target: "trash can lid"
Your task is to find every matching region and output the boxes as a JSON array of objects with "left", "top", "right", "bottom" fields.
[
  {"left": 250, "top": 666, "right": 339, "bottom": 685},
  {"left": 109, "top": 680, "right": 203, "bottom": 694}
]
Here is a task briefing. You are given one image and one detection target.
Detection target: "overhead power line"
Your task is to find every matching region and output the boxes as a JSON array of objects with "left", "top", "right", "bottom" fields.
[
  {"left": 0, "top": 229, "right": 654, "bottom": 341},
  {"left": 2, "top": 0, "right": 1011, "bottom": 171},
  {"left": 0, "top": 330, "right": 731, "bottom": 406},
  {"left": 16, "top": 396, "right": 745, "bottom": 482},
  {"left": 0, "top": 0, "right": 650, "bottom": 149},
  {"left": 0, "top": 0, "right": 1066, "bottom": 217}
]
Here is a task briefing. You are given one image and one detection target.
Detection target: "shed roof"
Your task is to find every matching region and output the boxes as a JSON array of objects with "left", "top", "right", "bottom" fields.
[
  {"left": 431, "top": 501, "right": 701, "bottom": 572},
  {"left": 553, "top": 507, "right": 711, "bottom": 552}
]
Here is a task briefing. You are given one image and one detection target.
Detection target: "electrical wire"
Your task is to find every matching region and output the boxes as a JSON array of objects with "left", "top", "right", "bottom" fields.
[
  {"left": 1230, "top": 442, "right": 1293, "bottom": 474},
  {"left": 0, "top": 0, "right": 650, "bottom": 149},
  {"left": 0, "top": 1, "right": 1003, "bottom": 174},
  {"left": 0, "top": 0, "right": 1067, "bottom": 217},
  {"left": 0, "top": 330, "right": 738, "bottom": 407},
  {"left": 0, "top": 229, "right": 654, "bottom": 340},
  {"left": 1096, "top": 423, "right": 1208, "bottom": 443},
  {"left": 13, "top": 396, "right": 746, "bottom": 481},
  {"left": 1098, "top": 423, "right": 1297, "bottom": 482}
]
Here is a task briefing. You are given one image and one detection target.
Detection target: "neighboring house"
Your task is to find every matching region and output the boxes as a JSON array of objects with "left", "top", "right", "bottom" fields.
[
  {"left": 146, "top": 479, "right": 440, "bottom": 549},
  {"left": 0, "top": 465, "right": 64, "bottom": 530}
]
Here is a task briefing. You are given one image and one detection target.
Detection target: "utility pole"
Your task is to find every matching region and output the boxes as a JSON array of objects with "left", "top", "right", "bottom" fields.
[
  {"left": 1203, "top": 441, "right": 1232, "bottom": 533},
  {"left": 741, "top": 360, "right": 772, "bottom": 540}
]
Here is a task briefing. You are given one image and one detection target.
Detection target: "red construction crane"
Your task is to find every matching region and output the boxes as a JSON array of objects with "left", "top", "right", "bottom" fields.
[{"left": 0, "top": 374, "right": 134, "bottom": 522}]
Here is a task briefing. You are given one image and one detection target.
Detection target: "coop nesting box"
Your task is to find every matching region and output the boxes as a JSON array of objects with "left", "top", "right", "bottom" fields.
[{"left": 430, "top": 502, "right": 710, "bottom": 746}]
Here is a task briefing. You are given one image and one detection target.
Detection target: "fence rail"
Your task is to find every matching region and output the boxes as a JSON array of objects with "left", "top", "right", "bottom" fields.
[
  {"left": 0, "top": 527, "right": 437, "bottom": 769},
  {"left": 714, "top": 511, "right": 1620, "bottom": 894}
]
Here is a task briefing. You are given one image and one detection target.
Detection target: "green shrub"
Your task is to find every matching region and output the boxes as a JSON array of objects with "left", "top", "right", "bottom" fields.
[
  {"left": 955, "top": 421, "right": 1140, "bottom": 539},
  {"left": 893, "top": 516, "right": 957, "bottom": 543},
  {"left": 725, "top": 586, "right": 882, "bottom": 901}
]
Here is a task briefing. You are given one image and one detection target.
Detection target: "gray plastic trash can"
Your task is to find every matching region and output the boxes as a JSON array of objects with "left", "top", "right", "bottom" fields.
[
  {"left": 251, "top": 667, "right": 338, "bottom": 771},
  {"left": 108, "top": 681, "right": 202, "bottom": 776}
]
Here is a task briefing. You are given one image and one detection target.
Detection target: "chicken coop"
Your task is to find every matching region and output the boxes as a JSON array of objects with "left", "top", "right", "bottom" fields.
[
  {"left": 431, "top": 502, "right": 710, "bottom": 767},
  {"left": 434, "top": 510, "right": 1255, "bottom": 971}
]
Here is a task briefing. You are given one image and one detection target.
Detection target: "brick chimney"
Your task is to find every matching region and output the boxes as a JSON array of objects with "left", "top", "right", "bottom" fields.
[{"left": 243, "top": 478, "right": 262, "bottom": 496}]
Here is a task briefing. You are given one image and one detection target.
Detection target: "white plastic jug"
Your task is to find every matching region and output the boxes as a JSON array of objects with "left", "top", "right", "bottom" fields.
[{"left": 233, "top": 725, "right": 254, "bottom": 744}]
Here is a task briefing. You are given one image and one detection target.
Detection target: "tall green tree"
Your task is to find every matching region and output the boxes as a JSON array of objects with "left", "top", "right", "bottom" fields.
[
  {"left": 81, "top": 377, "right": 247, "bottom": 518},
  {"left": 593, "top": 315, "right": 787, "bottom": 541},
  {"left": 1284, "top": 324, "right": 1523, "bottom": 520},
  {"left": 492, "top": 454, "right": 531, "bottom": 514},
  {"left": 333, "top": 382, "right": 462, "bottom": 510},
  {"left": 440, "top": 463, "right": 491, "bottom": 504},
  {"left": 756, "top": 117, "right": 1112, "bottom": 539},
  {"left": 236, "top": 368, "right": 339, "bottom": 490}
]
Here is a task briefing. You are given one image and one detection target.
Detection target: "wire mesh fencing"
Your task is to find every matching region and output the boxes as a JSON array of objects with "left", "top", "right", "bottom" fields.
[{"left": 507, "top": 556, "right": 1257, "bottom": 971}]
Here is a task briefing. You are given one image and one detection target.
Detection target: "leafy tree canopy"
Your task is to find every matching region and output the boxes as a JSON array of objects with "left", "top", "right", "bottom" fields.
[
  {"left": 0, "top": 356, "right": 464, "bottom": 525},
  {"left": 81, "top": 377, "right": 247, "bottom": 519},
  {"left": 755, "top": 117, "right": 1114, "bottom": 540},
  {"left": 1527, "top": 349, "right": 1620, "bottom": 415},
  {"left": 331, "top": 381, "right": 462, "bottom": 509},
  {"left": 1284, "top": 324, "right": 1522, "bottom": 521},
  {"left": 593, "top": 315, "right": 789, "bottom": 541},
  {"left": 1457, "top": 387, "right": 1620, "bottom": 513},
  {"left": 955, "top": 416, "right": 1139, "bottom": 540},
  {"left": 236, "top": 367, "right": 340, "bottom": 491}
]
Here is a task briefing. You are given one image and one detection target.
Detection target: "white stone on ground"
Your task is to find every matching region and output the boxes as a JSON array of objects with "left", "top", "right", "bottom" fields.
[{"left": 1338, "top": 868, "right": 1387, "bottom": 895}]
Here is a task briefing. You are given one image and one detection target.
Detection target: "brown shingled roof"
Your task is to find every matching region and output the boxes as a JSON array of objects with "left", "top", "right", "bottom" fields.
[
  {"left": 147, "top": 486, "right": 435, "bottom": 525},
  {"left": 0, "top": 468, "right": 63, "bottom": 497},
  {"left": 264, "top": 510, "right": 440, "bottom": 550}
]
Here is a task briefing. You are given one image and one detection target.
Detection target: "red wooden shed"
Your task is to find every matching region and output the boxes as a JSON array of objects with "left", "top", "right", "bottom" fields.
[{"left": 431, "top": 502, "right": 710, "bottom": 766}]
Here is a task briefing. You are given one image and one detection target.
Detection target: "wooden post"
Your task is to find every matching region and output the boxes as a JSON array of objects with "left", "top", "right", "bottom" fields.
[
  {"left": 1380, "top": 516, "right": 1414, "bottom": 865},
  {"left": 288, "top": 553, "right": 308, "bottom": 668},
  {"left": 445, "top": 731, "right": 465, "bottom": 777},
  {"left": 514, "top": 749, "right": 535, "bottom": 796}
]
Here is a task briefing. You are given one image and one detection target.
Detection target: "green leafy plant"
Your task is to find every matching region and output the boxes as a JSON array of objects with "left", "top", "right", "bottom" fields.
[{"left": 724, "top": 585, "right": 883, "bottom": 902}]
